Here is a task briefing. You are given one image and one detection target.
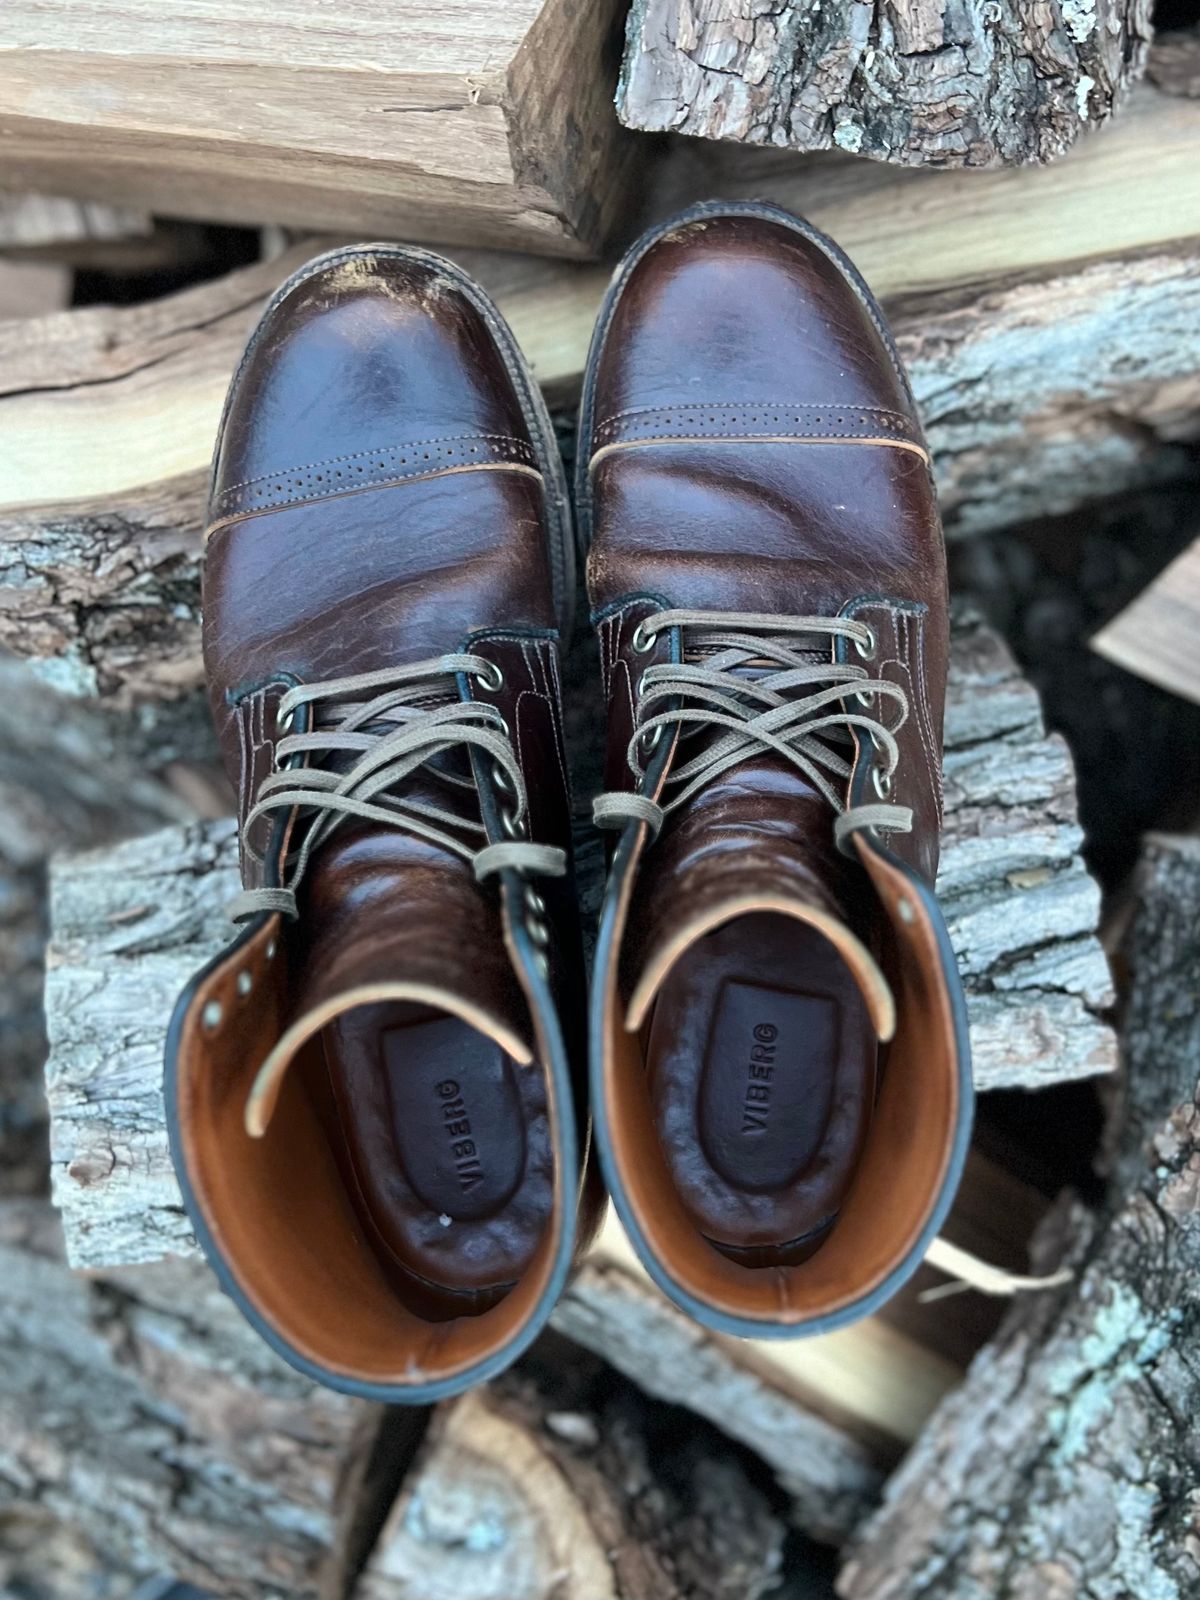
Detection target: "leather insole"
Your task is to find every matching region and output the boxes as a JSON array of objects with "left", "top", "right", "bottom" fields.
[
  {"left": 319, "top": 1002, "right": 553, "bottom": 1315},
  {"left": 645, "top": 913, "right": 877, "bottom": 1265}
]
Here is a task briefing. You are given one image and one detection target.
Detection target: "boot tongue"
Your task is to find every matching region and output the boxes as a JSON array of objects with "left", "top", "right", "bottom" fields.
[
  {"left": 244, "top": 824, "right": 531, "bottom": 1137},
  {"left": 625, "top": 755, "right": 896, "bottom": 1041}
]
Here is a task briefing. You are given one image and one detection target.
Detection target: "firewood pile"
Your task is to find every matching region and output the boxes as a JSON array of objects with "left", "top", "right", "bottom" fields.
[{"left": 2, "top": 6, "right": 1200, "bottom": 1598}]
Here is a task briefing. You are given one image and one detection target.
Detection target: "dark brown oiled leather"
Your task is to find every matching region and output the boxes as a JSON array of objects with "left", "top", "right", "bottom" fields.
[
  {"left": 167, "top": 245, "right": 598, "bottom": 1402},
  {"left": 584, "top": 203, "right": 972, "bottom": 1334}
]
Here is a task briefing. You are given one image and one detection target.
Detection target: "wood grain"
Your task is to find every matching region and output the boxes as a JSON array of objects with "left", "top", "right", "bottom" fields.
[
  {"left": 1092, "top": 535, "right": 1200, "bottom": 706},
  {"left": 0, "top": 0, "right": 635, "bottom": 258}
]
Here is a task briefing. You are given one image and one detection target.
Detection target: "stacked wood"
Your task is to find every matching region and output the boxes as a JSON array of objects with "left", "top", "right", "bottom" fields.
[
  {"left": 0, "top": 1199, "right": 414, "bottom": 1600},
  {"left": 617, "top": 0, "right": 1153, "bottom": 166},
  {"left": 37, "top": 604, "right": 1113, "bottom": 1544},
  {"left": 3, "top": 39, "right": 1200, "bottom": 707},
  {"left": 0, "top": 1, "right": 635, "bottom": 258},
  {"left": 840, "top": 834, "right": 1200, "bottom": 1600},
  {"left": 359, "top": 1343, "right": 788, "bottom": 1600}
]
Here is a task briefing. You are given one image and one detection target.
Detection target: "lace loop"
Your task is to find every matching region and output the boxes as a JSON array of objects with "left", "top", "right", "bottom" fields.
[
  {"left": 593, "top": 609, "right": 914, "bottom": 847},
  {"left": 231, "top": 653, "right": 566, "bottom": 923}
]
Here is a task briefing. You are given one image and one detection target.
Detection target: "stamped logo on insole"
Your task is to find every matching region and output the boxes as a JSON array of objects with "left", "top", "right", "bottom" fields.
[
  {"left": 435, "top": 1078, "right": 486, "bottom": 1193},
  {"left": 741, "top": 1022, "right": 778, "bottom": 1134},
  {"left": 699, "top": 980, "right": 839, "bottom": 1191},
  {"left": 381, "top": 1016, "right": 524, "bottom": 1222}
]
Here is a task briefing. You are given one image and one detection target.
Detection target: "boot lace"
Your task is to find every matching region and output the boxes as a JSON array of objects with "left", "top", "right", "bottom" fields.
[
  {"left": 592, "top": 609, "right": 913, "bottom": 848},
  {"left": 230, "top": 654, "right": 566, "bottom": 923}
]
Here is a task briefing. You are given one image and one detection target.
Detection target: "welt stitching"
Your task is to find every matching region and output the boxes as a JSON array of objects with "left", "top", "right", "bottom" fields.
[{"left": 221, "top": 433, "right": 533, "bottom": 497}]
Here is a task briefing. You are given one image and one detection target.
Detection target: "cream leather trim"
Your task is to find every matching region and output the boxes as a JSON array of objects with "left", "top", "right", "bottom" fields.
[
  {"left": 244, "top": 981, "right": 533, "bottom": 1137},
  {"left": 625, "top": 891, "right": 896, "bottom": 1043},
  {"left": 588, "top": 435, "right": 931, "bottom": 474}
]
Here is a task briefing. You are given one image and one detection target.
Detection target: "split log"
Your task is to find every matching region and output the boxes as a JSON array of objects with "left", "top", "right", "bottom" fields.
[
  {"left": 839, "top": 834, "right": 1200, "bottom": 1600},
  {"left": 359, "top": 1343, "right": 788, "bottom": 1600},
  {"left": 1092, "top": 533, "right": 1200, "bottom": 706},
  {"left": 618, "top": 0, "right": 1152, "bottom": 167},
  {"left": 0, "top": 258, "right": 71, "bottom": 317},
  {"left": 0, "top": 1, "right": 635, "bottom": 259},
  {"left": 5, "top": 248, "right": 1199, "bottom": 702},
  {"left": 0, "top": 1199, "right": 406, "bottom": 1600},
  {"left": 3, "top": 51, "right": 1200, "bottom": 702},
  {"left": 0, "top": 192, "right": 151, "bottom": 256}
]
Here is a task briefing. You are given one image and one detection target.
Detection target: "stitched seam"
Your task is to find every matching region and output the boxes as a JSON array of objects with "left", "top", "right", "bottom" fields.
[
  {"left": 208, "top": 459, "right": 541, "bottom": 529},
  {"left": 895, "top": 610, "right": 939, "bottom": 809},
  {"left": 912, "top": 612, "right": 944, "bottom": 814},
  {"left": 220, "top": 433, "right": 534, "bottom": 497},
  {"left": 542, "top": 642, "right": 573, "bottom": 809}
]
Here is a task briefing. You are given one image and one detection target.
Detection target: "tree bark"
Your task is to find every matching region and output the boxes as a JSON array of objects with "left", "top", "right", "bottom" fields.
[
  {"left": 0, "top": 1, "right": 634, "bottom": 259},
  {"left": 359, "top": 1342, "right": 788, "bottom": 1600},
  {"left": 0, "top": 1200, "right": 397, "bottom": 1600},
  {"left": 839, "top": 834, "right": 1200, "bottom": 1600},
  {"left": 618, "top": 0, "right": 1152, "bottom": 167}
]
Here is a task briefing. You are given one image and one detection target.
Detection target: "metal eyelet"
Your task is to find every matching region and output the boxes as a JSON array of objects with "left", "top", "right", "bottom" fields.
[
  {"left": 477, "top": 659, "right": 504, "bottom": 692},
  {"left": 236, "top": 970, "right": 253, "bottom": 997},
  {"left": 501, "top": 806, "right": 524, "bottom": 839},
  {"left": 275, "top": 703, "right": 295, "bottom": 734},
  {"left": 532, "top": 949, "right": 550, "bottom": 979},
  {"left": 492, "top": 761, "right": 515, "bottom": 796},
  {"left": 853, "top": 624, "right": 877, "bottom": 661},
  {"left": 872, "top": 765, "right": 894, "bottom": 799},
  {"left": 631, "top": 619, "right": 658, "bottom": 654},
  {"left": 527, "top": 917, "right": 551, "bottom": 950},
  {"left": 524, "top": 885, "right": 547, "bottom": 918},
  {"left": 202, "top": 1000, "right": 223, "bottom": 1030},
  {"left": 642, "top": 723, "right": 665, "bottom": 753}
]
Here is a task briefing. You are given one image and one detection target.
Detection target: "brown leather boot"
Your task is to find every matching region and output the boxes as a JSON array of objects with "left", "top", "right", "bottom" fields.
[
  {"left": 166, "top": 245, "right": 597, "bottom": 1402},
  {"left": 581, "top": 202, "right": 972, "bottom": 1337}
]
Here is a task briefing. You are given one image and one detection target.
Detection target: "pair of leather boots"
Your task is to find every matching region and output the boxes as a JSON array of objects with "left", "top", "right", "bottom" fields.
[{"left": 167, "top": 203, "right": 972, "bottom": 1404}]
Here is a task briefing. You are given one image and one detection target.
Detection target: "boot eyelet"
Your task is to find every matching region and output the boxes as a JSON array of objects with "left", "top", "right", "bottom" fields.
[
  {"left": 853, "top": 624, "right": 877, "bottom": 661},
  {"left": 202, "top": 1000, "right": 223, "bottom": 1030},
  {"left": 643, "top": 723, "right": 665, "bottom": 753},
  {"left": 632, "top": 619, "right": 658, "bottom": 654},
  {"left": 532, "top": 949, "right": 550, "bottom": 979},
  {"left": 492, "top": 761, "right": 515, "bottom": 796},
  {"left": 477, "top": 659, "right": 504, "bottom": 692},
  {"left": 501, "top": 806, "right": 524, "bottom": 839},
  {"left": 236, "top": 970, "right": 253, "bottom": 997},
  {"left": 524, "top": 885, "right": 547, "bottom": 917},
  {"left": 872, "top": 765, "right": 894, "bottom": 799},
  {"left": 527, "top": 917, "right": 551, "bottom": 949},
  {"left": 275, "top": 704, "right": 295, "bottom": 734}
]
